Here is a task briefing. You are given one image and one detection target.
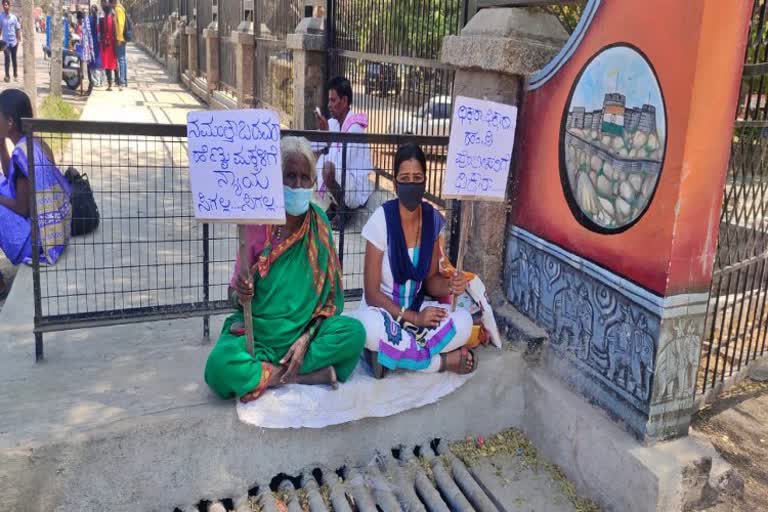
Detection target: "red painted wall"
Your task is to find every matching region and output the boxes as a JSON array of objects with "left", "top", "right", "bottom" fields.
[{"left": 510, "top": 0, "right": 750, "bottom": 296}]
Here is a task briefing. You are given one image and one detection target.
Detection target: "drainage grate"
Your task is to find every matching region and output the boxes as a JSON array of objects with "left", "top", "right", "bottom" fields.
[{"left": 176, "top": 439, "right": 502, "bottom": 512}]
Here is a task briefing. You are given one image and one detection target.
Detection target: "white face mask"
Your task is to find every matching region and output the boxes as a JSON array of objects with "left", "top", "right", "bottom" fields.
[{"left": 284, "top": 186, "right": 313, "bottom": 216}]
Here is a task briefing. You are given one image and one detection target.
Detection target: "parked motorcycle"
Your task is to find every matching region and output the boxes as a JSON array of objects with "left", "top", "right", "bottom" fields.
[{"left": 42, "top": 43, "right": 82, "bottom": 91}]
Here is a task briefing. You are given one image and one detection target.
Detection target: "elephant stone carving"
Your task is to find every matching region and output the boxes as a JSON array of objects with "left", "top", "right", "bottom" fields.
[
  {"left": 511, "top": 245, "right": 541, "bottom": 320},
  {"left": 552, "top": 274, "right": 593, "bottom": 360},
  {"left": 607, "top": 306, "right": 655, "bottom": 400}
]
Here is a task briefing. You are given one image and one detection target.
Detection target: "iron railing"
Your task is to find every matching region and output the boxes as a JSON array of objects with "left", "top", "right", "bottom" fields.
[
  {"left": 218, "top": 0, "right": 242, "bottom": 94},
  {"left": 324, "top": 0, "right": 464, "bottom": 137},
  {"left": 253, "top": 0, "right": 303, "bottom": 125},
  {"left": 23, "top": 119, "right": 458, "bottom": 362},
  {"left": 698, "top": 0, "right": 768, "bottom": 396}
]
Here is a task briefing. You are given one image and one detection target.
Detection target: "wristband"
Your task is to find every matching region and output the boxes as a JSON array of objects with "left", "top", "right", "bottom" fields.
[{"left": 395, "top": 306, "right": 406, "bottom": 324}]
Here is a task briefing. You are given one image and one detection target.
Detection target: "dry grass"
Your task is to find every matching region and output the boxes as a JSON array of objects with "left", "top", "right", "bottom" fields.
[
  {"left": 698, "top": 295, "right": 768, "bottom": 392},
  {"left": 450, "top": 429, "right": 601, "bottom": 512}
]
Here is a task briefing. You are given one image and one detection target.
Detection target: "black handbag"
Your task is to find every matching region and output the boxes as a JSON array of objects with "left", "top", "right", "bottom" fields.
[{"left": 64, "top": 167, "right": 100, "bottom": 237}]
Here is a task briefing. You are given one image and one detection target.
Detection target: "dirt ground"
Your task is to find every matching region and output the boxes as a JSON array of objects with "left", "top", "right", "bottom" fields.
[{"left": 692, "top": 378, "right": 768, "bottom": 511}]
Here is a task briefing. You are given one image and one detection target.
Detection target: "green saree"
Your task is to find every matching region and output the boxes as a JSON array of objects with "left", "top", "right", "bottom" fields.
[{"left": 204, "top": 205, "right": 365, "bottom": 399}]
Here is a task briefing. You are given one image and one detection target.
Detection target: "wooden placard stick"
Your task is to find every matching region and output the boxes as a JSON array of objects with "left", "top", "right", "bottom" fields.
[
  {"left": 238, "top": 224, "right": 255, "bottom": 356},
  {"left": 452, "top": 201, "right": 473, "bottom": 312}
]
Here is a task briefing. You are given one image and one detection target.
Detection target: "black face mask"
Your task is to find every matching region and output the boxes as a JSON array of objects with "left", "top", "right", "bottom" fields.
[{"left": 396, "top": 181, "right": 426, "bottom": 212}]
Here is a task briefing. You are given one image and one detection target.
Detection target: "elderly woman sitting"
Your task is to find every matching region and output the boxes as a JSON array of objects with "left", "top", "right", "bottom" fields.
[{"left": 205, "top": 136, "right": 366, "bottom": 403}]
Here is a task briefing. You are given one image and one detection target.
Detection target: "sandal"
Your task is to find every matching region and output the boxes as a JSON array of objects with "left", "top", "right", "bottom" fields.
[
  {"left": 364, "top": 348, "right": 389, "bottom": 379},
  {"left": 440, "top": 346, "right": 478, "bottom": 375}
]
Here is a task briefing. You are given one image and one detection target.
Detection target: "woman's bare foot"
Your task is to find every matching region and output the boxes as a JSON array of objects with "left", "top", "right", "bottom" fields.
[
  {"left": 440, "top": 347, "right": 477, "bottom": 375},
  {"left": 240, "top": 363, "right": 286, "bottom": 403},
  {"left": 292, "top": 366, "right": 338, "bottom": 389},
  {"left": 239, "top": 365, "right": 338, "bottom": 403}
]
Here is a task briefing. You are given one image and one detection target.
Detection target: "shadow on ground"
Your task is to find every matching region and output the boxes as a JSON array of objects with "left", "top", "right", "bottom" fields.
[{"left": 692, "top": 379, "right": 768, "bottom": 512}]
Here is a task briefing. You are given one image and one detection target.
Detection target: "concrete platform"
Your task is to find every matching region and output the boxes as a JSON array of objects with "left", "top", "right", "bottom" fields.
[
  {"left": 0, "top": 271, "right": 527, "bottom": 510},
  {"left": 0, "top": 276, "right": 734, "bottom": 512}
]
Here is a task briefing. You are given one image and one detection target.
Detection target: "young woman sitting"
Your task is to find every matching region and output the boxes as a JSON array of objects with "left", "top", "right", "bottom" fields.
[{"left": 355, "top": 143, "right": 477, "bottom": 378}]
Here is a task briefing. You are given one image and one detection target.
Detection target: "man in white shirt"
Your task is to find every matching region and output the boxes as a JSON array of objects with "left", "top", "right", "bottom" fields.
[{"left": 314, "top": 76, "right": 373, "bottom": 226}]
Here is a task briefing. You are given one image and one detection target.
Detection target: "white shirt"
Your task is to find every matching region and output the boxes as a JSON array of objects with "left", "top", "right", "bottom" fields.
[
  {"left": 361, "top": 206, "right": 423, "bottom": 308},
  {"left": 315, "top": 115, "right": 373, "bottom": 209}
]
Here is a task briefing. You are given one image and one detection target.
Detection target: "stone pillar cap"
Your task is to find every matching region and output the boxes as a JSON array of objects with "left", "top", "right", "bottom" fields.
[
  {"left": 203, "top": 23, "right": 219, "bottom": 38},
  {"left": 441, "top": 7, "right": 568, "bottom": 76},
  {"left": 231, "top": 29, "right": 255, "bottom": 45},
  {"left": 295, "top": 16, "right": 325, "bottom": 35}
]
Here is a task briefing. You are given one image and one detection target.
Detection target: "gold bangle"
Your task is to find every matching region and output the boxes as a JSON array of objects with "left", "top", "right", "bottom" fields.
[{"left": 395, "top": 306, "right": 406, "bottom": 324}]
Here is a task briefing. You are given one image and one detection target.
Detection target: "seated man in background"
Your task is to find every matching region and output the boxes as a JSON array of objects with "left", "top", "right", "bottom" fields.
[{"left": 314, "top": 76, "right": 373, "bottom": 228}]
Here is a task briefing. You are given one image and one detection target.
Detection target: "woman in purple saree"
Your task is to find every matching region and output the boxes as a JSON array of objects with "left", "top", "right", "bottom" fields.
[{"left": 0, "top": 89, "right": 71, "bottom": 295}]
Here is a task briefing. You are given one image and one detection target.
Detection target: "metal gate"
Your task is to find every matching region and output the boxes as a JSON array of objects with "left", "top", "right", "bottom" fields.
[
  {"left": 219, "top": 0, "right": 242, "bottom": 94},
  {"left": 253, "top": 0, "right": 302, "bottom": 125},
  {"left": 698, "top": 0, "right": 768, "bottom": 395},
  {"left": 196, "top": 0, "right": 213, "bottom": 76},
  {"left": 24, "top": 119, "right": 456, "bottom": 361},
  {"left": 324, "top": 0, "right": 465, "bottom": 138}
]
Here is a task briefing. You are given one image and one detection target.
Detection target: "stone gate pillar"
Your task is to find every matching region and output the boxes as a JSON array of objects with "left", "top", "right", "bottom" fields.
[
  {"left": 288, "top": 16, "right": 326, "bottom": 130},
  {"left": 441, "top": 9, "right": 569, "bottom": 300},
  {"left": 186, "top": 21, "right": 199, "bottom": 77},
  {"left": 495, "top": 1, "right": 751, "bottom": 441},
  {"left": 232, "top": 27, "right": 256, "bottom": 108},
  {"left": 203, "top": 23, "right": 220, "bottom": 93},
  {"left": 166, "top": 13, "right": 181, "bottom": 82},
  {"left": 179, "top": 16, "right": 189, "bottom": 77}
]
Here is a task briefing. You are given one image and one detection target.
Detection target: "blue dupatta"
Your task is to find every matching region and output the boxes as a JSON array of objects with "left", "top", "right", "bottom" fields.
[
  {"left": 382, "top": 199, "right": 444, "bottom": 311},
  {"left": 0, "top": 138, "right": 72, "bottom": 265}
]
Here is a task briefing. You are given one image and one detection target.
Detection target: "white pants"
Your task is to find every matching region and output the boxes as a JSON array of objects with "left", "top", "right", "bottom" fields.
[{"left": 353, "top": 302, "right": 473, "bottom": 372}]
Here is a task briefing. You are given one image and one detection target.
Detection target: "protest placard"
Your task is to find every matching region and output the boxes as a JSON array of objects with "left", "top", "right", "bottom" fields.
[
  {"left": 187, "top": 108, "right": 285, "bottom": 354},
  {"left": 442, "top": 97, "right": 518, "bottom": 309},
  {"left": 442, "top": 96, "right": 518, "bottom": 201},
  {"left": 187, "top": 109, "right": 285, "bottom": 224}
]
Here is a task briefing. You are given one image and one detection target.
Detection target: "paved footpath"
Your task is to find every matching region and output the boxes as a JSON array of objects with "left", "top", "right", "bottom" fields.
[{"left": 81, "top": 43, "right": 202, "bottom": 124}]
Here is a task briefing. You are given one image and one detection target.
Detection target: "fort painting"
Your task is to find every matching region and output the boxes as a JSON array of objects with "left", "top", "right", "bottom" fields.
[{"left": 561, "top": 44, "right": 667, "bottom": 232}]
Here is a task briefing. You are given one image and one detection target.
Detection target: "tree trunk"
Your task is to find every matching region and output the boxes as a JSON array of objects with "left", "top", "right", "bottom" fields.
[
  {"left": 49, "top": 0, "right": 63, "bottom": 97},
  {"left": 22, "top": 0, "right": 37, "bottom": 113}
]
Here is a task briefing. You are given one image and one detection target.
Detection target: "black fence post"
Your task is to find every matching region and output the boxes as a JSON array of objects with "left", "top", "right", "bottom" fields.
[
  {"left": 338, "top": 141, "right": 347, "bottom": 268},
  {"left": 25, "top": 124, "right": 44, "bottom": 362},
  {"left": 202, "top": 222, "right": 210, "bottom": 341}
]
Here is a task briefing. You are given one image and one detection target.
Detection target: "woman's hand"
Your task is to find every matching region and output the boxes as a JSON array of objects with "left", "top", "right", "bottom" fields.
[
  {"left": 449, "top": 271, "right": 468, "bottom": 297},
  {"left": 233, "top": 274, "right": 254, "bottom": 305},
  {"left": 280, "top": 333, "right": 310, "bottom": 383},
  {"left": 415, "top": 307, "right": 448, "bottom": 328}
]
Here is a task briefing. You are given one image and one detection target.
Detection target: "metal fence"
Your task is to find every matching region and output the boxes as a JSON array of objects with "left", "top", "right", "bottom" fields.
[
  {"left": 197, "top": 0, "right": 214, "bottom": 77},
  {"left": 325, "top": 0, "right": 465, "bottom": 137},
  {"left": 219, "top": 0, "right": 242, "bottom": 94},
  {"left": 23, "top": 119, "right": 458, "bottom": 361},
  {"left": 697, "top": 0, "right": 768, "bottom": 396},
  {"left": 254, "top": 0, "right": 303, "bottom": 126}
]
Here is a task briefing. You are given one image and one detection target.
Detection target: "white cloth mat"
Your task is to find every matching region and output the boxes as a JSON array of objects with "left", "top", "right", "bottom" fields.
[{"left": 236, "top": 364, "right": 472, "bottom": 429}]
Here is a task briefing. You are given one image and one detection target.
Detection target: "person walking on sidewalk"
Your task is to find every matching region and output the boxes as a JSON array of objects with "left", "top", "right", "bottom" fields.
[
  {"left": 88, "top": 5, "right": 103, "bottom": 88},
  {"left": 0, "top": 0, "right": 21, "bottom": 83},
  {"left": 112, "top": 0, "right": 127, "bottom": 88},
  {"left": 98, "top": 0, "right": 118, "bottom": 91}
]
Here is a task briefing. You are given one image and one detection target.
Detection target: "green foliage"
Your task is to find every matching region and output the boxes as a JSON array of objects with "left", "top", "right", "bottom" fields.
[
  {"left": 546, "top": 2, "right": 586, "bottom": 34},
  {"left": 336, "top": 0, "right": 464, "bottom": 59},
  {"left": 39, "top": 95, "right": 80, "bottom": 161},
  {"left": 39, "top": 95, "right": 79, "bottom": 121}
]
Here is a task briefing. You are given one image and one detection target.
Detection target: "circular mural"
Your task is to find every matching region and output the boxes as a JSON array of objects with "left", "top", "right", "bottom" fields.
[{"left": 560, "top": 44, "right": 667, "bottom": 233}]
